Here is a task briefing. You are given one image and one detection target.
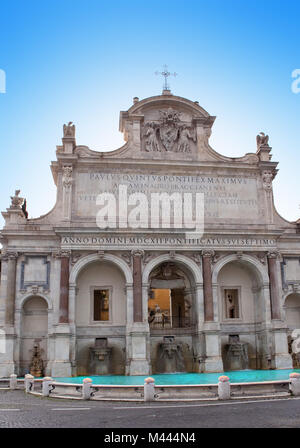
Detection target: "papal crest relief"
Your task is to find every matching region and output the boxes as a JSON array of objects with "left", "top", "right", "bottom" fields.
[{"left": 142, "top": 108, "right": 196, "bottom": 153}]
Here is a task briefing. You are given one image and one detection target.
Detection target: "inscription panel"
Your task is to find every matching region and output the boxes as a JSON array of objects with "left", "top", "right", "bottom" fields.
[
  {"left": 61, "top": 234, "right": 276, "bottom": 250},
  {"left": 75, "top": 172, "right": 261, "bottom": 222}
]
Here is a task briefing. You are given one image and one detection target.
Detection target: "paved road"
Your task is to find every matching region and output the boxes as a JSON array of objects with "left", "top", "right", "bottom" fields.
[{"left": 0, "top": 390, "right": 300, "bottom": 428}]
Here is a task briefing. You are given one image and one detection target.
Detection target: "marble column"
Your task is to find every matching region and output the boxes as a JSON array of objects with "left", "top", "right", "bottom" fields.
[
  {"left": 127, "top": 251, "right": 150, "bottom": 375},
  {"left": 132, "top": 250, "right": 143, "bottom": 322},
  {"left": 59, "top": 254, "right": 70, "bottom": 323},
  {"left": 51, "top": 251, "right": 72, "bottom": 377},
  {"left": 5, "top": 252, "right": 18, "bottom": 326},
  {"left": 202, "top": 250, "right": 214, "bottom": 321},
  {"left": 267, "top": 252, "right": 281, "bottom": 320}
]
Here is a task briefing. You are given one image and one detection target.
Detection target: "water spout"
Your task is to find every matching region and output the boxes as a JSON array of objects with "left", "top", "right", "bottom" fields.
[
  {"left": 89, "top": 338, "right": 112, "bottom": 375},
  {"left": 156, "top": 336, "right": 186, "bottom": 373},
  {"left": 224, "top": 335, "right": 249, "bottom": 371}
]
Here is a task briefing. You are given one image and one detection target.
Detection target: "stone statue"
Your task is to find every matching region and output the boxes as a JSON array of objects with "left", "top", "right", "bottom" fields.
[
  {"left": 290, "top": 329, "right": 300, "bottom": 369},
  {"left": 177, "top": 125, "right": 196, "bottom": 153},
  {"left": 10, "top": 190, "right": 24, "bottom": 209},
  {"left": 22, "top": 199, "right": 28, "bottom": 219},
  {"left": 256, "top": 132, "right": 269, "bottom": 149},
  {"left": 63, "top": 121, "right": 75, "bottom": 138},
  {"left": 153, "top": 304, "right": 163, "bottom": 327},
  {"left": 144, "top": 123, "right": 160, "bottom": 152},
  {"left": 29, "top": 342, "right": 44, "bottom": 377},
  {"left": 227, "top": 298, "right": 236, "bottom": 318},
  {"left": 148, "top": 308, "right": 156, "bottom": 324}
]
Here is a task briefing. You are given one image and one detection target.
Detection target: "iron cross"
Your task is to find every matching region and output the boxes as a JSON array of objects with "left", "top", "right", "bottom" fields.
[{"left": 155, "top": 65, "right": 177, "bottom": 91}]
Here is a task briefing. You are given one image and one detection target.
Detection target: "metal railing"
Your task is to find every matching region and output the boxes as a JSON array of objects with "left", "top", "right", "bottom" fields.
[{"left": 149, "top": 315, "right": 194, "bottom": 331}]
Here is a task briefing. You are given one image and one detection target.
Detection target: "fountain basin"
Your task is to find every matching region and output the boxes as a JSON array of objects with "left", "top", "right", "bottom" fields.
[{"left": 54, "top": 368, "right": 300, "bottom": 385}]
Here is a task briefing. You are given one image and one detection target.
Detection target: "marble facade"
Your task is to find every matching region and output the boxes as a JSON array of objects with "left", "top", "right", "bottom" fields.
[{"left": 0, "top": 89, "right": 300, "bottom": 377}]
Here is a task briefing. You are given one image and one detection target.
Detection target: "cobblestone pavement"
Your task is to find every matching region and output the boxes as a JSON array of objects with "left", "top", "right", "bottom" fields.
[{"left": 1, "top": 390, "right": 300, "bottom": 428}]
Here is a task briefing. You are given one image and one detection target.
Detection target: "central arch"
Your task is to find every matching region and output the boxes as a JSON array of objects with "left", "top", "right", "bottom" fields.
[
  {"left": 143, "top": 253, "right": 202, "bottom": 285},
  {"left": 143, "top": 253, "right": 203, "bottom": 374}
]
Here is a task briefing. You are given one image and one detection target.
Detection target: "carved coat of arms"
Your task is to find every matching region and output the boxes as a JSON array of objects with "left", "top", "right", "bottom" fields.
[
  {"left": 143, "top": 108, "right": 196, "bottom": 153},
  {"left": 159, "top": 109, "right": 180, "bottom": 152}
]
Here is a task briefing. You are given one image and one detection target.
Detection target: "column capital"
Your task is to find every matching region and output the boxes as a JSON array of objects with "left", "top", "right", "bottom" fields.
[
  {"left": 1, "top": 251, "right": 18, "bottom": 261},
  {"left": 131, "top": 249, "right": 144, "bottom": 258},
  {"left": 52, "top": 249, "right": 71, "bottom": 259},
  {"left": 267, "top": 251, "right": 280, "bottom": 259}
]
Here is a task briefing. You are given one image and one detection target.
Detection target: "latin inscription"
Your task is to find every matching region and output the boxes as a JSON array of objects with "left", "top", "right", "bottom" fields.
[
  {"left": 75, "top": 172, "right": 260, "bottom": 221},
  {"left": 61, "top": 235, "right": 276, "bottom": 248}
]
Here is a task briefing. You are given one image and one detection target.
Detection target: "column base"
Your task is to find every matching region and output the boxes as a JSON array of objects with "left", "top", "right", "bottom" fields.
[
  {"left": 126, "top": 322, "right": 150, "bottom": 376},
  {"left": 203, "top": 327, "right": 223, "bottom": 373},
  {"left": 127, "top": 359, "right": 151, "bottom": 376},
  {"left": 203, "top": 357, "right": 224, "bottom": 373},
  {"left": 272, "top": 327, "right": 293, "bottom": 369},
  {"left": 51, "top": 324, "right": 72, "bottom": 377},
  {"left": 273, "top": 354, "right": 293, "bottom": 370},
  {"left": 0, "top": 329, "right": 16, "bottom": 378},
  {"left": 51, "top": 361, "right": 72, "bottom": 378},
  {"left": 0, "top": 362, "right": 15, "bottom": 378}
]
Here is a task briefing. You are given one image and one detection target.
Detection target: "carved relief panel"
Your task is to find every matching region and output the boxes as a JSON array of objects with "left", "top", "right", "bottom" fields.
[{"left": 141, "top": 108, "right": 197, "bottom": 153}]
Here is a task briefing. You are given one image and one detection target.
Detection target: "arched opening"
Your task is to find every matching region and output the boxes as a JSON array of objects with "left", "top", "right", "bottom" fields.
[
  {"left": 148, "top": 262, "right": 194, "bottom": 330},
  {"left": 284, "top": 293, "right": 300, "bottom": 331},
  {"left": 284, "top": 293, "right": 300, "bottom": 368},
  {"left": 217, "top": 259, "right": 267, "bottom": 370},
  {"left": 20, "top": 296, "right": 48, "bottom": 376},
  {"left": 147, "top": 261, "right": 197, "bottom": 374},
  {"left": 75, "top": 260, "right": 127, "bottom": 376}
]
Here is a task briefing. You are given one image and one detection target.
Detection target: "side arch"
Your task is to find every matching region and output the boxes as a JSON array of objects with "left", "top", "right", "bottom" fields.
[
  {"left": 17, "top": 292, "right": 52, "bottom": 311},
  {"left": 69, "top": 253, "right": 133, "bottom": 285},
  {"left": 212, "top": 253, "right": 269, "bottom": 285}
]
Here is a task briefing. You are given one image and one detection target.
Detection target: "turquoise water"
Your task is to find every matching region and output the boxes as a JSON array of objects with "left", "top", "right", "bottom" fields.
[{"left": 54, "top": 369, "right": 300, "bottom": 385}]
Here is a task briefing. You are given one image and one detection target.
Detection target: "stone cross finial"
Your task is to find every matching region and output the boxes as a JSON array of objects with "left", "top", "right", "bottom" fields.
[{"left": 155, "top": 65, "right": 177, "bottom": 92}]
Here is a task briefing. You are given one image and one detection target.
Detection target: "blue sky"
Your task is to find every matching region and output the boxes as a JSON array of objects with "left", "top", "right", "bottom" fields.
[{"left": 0, "top": 0, "right": 299, "bottom": 227}]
